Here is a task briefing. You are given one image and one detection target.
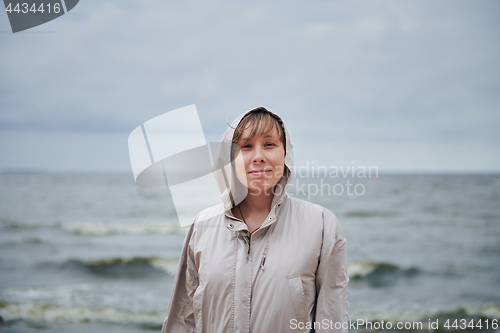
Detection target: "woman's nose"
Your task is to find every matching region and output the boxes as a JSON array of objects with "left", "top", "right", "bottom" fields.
[{"left": 252, "top": 146, "right": 266, "bottom": 163}]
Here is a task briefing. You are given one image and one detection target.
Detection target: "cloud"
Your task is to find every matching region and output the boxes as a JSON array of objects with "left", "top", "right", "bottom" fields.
[{"left": 0, "top": 0, "right": 499, "bottom": 171}]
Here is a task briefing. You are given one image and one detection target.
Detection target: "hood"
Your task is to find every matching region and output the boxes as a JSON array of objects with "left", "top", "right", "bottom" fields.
[{"left": 212, "top": 107, "right": 294, "bottom": 211}]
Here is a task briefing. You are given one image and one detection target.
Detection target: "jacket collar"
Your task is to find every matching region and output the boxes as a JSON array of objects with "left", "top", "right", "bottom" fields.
[{"left": 224, "top": 193, "right": 288, "bottom": 235}]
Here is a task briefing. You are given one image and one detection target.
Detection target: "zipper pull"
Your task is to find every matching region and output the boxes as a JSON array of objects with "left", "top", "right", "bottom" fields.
[
  {"left": 260, "top": 235, "right": 272, "bottom": 272},
  {"left": 260, "top": 254, "right": 266, "bottom": 271}
]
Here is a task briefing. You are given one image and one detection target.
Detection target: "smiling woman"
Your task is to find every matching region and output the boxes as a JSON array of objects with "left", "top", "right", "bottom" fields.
[{"left": 161, "top": 107, "right": 349, "bottom": 333}]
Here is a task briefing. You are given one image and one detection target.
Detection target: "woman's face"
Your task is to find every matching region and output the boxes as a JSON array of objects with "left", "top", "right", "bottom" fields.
[{"left": 233, "top": 126, "right": 285, "bottom": 196}]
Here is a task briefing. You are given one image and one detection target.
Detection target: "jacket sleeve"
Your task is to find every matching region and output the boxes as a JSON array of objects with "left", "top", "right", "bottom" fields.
[
  {"left": 161, "top": 223, "right": 198, "bottom": 333},
  {"left": 315, "top": 210, "right": 349, "bottom": 333}
]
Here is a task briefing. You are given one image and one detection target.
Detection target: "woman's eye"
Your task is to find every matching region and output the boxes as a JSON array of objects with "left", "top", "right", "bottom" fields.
[{"left": 265, "top": 143, "right": 276, "bottom": 147}]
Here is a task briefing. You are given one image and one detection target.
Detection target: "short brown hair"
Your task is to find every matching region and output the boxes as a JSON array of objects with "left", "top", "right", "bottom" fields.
[{"left": 232, "top": 107, "right": 286, "bottom": 156}]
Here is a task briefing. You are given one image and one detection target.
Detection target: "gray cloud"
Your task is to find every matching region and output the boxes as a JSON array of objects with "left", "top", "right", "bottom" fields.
[{"left": 0, "top": 0, "right": 499, "bottom": 171}]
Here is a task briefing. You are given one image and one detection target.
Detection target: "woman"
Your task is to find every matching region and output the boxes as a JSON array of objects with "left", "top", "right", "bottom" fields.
[{"left": 162, "top": 107, "right": 348, "bottom": 333}]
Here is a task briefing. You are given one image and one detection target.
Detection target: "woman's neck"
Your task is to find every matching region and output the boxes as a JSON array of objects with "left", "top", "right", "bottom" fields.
[
  {"left": 234, "top": 192, "right": 274, "bottom": 233},
  {"left": 243, "top": 190, "right": 274, "bottom": 211}
]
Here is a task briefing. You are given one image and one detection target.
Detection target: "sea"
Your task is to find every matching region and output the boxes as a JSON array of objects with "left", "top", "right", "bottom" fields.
[{"left": 0, "top": 172, "right": 499, "bottom": 332}]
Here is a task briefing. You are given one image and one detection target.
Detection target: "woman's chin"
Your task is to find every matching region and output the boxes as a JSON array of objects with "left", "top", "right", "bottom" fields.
[{"left": 246, "top": 184, "right": 275, "bottom": 196}]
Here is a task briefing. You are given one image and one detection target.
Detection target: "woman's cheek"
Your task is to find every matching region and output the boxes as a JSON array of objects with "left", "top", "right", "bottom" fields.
[{"left": 234, "top": 153, "right": 248, "bottom": 186}]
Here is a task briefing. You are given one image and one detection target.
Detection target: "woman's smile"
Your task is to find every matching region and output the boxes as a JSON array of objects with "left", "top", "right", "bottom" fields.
[{"left": 248, "top": 169, "right": 272, "bottom": 176}]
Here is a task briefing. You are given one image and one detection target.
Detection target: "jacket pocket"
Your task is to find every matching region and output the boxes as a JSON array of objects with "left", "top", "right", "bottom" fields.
[{"left": 286, "top": 275, "right": 309, "bottom": 327}]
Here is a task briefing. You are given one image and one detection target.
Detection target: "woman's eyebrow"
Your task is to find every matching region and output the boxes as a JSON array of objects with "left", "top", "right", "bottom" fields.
[{"left": 239, "top": 133, "right": 278, "bottom": 143}]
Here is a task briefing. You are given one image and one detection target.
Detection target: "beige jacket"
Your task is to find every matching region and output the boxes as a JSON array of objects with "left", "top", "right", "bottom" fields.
[{"left": 162, "top": 109, "right": 348, "bottom": 333}]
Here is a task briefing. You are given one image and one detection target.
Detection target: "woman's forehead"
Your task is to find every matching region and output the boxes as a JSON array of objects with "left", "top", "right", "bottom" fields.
[{"left": 238, "top": 127, "right": 280, "bottom": 143}]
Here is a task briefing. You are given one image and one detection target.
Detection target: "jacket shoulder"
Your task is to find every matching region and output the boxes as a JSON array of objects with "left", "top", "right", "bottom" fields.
[
  {"left": 195, "top": 203, "right": 225, "bottom": 220},
  {"left": 286, "top": 196, "right": 344, "bottom": 238},
  {"left": 190, "top": 203, "right": 226, "bottom": 228},
  {"left": 287, "top": 197, "right": 338, "bottom": 219}
]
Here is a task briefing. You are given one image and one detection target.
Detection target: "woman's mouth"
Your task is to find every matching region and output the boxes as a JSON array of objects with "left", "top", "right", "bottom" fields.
[{"left": 249, "top": 170, "right": 271, "bottom": 176}]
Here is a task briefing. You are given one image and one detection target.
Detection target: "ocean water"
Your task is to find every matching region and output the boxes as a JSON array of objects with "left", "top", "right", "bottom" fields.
[{"left": 0, "top": 172, "right": 499, "bottom": 332}]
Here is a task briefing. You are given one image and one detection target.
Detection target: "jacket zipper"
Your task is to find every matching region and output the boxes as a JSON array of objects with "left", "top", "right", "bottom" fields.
[
  {"left": 245, "top": 236, "right": 251, "bottom": 262},
  {"left": 259, "top": 220, "right": 276, "bottom": 271},
  {"left": 245, "top": 220, "right": 275, "bottom": 266},
  {"left": 246, "top": 236, "right": 251, "bottom": 254}
]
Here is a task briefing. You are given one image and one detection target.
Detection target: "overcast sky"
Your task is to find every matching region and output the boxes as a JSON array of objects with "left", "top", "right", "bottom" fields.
[{"left": 1, "top": 0, "right": 499, "bottom": 173}]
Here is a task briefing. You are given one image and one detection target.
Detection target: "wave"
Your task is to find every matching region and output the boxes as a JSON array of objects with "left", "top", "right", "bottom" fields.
[
  {"left": 56, "top": 258, "right": 418, "bottom": 283},
  {"left": 0, "top": 237, "right": 56, "bottom": 250},
  {"left": 60, "top": 222, "right": 185, "bottom": 236},
  {"left": 348, "top": 262, "right": 419, "bottom": 287},
  {"left": 427, "top": 305, "right": 500, "bottom": 328},
  {"left": 0, "top": 302, "right": 163, "bottom": 328},
  {"left": 1, "top": 219, "right": 48, "bottom": 230},
  {"left": 345, "top": 210, "right": 399, "bottom": 218},
  {"left": 1, "top": 219, "right": 186, "bottom": 236},
  {"left": 58, "top": 257, "right": 179, "bottom": 277},
  {"left": 348, "top": 262, "right": 419, "bottom": 278},
  {"left": 1, "top": 301, "right": 498, "bottom": 328}
]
